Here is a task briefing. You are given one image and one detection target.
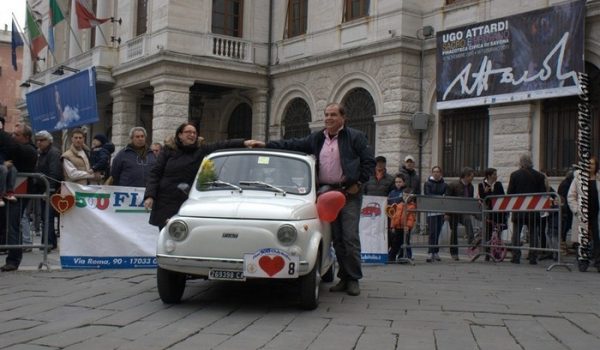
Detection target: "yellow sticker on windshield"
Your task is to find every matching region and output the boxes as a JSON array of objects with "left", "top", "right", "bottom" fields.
[{"left": 257, "top": 156, "right": 270, "bottom": 165}]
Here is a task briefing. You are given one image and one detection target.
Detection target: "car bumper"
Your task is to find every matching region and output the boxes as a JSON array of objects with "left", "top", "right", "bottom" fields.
[{"left": 157, "top": 254, "right": 310, "bottom": 277}]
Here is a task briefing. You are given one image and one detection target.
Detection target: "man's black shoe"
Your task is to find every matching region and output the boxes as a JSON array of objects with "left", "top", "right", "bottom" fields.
[
  {"left": 539, "top": 253, "right": 553, "bottom": 261},
  {"left": 346, "top": 280, "right": 360, "bottom": 296},
  {"left": 329, "top": 280, "right": 347, "bottom": 292},
  {"left": 0, "top": 264, "right": 18, "bottom": 272},
  {"left": 511, "top": 258, "right": 520, "bottom": 264}
]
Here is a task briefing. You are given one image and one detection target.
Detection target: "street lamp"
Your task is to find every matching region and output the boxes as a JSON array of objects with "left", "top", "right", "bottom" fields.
[
  {"left": 19, "top": 79, "right": 45, "bottom": 88},
  {"left": 415, "top": 25, "right": 435, "bottom": 180},
  {"left": 52, "top": 65, "right": 80, "bottom": 76}
]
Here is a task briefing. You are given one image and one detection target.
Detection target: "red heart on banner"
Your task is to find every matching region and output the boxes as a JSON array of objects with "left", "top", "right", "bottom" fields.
[
  {"left": 50, "top": 194, "right": 75, "bottom": 214},
  {"left": 258, "top": 256, "right": 285, "bottom": 277}
]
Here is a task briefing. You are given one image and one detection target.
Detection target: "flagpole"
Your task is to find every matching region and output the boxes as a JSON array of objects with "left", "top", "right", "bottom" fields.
[
  {"left": 12, "top": 13, "right": 34, "bottom": 58},
  {"left": 25, "top": 2, "right": 58, "bottom": 64},
  {"left": 60, "top": 2, "right": 84, "bottom": 54},
  {"left": 10, "top": 12, "right": 41, "bottom": 73},
  {"left": 97, "top": 26, "right": 109, "bottom": 46}
]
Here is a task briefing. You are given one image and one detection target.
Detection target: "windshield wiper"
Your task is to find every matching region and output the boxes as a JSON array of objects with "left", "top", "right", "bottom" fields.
[
  {"left": 204, "top": 180, "right": 243, "bottom": 192},
  {"left": 239, "top": 180, "right": 286, "bottom": 195}
]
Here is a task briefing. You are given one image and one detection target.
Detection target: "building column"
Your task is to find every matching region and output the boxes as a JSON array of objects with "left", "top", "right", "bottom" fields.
[
  {"left": 249, "top": 89, "right": 268, "bottom": 140},
  {"left": 488, "top": 103, "right": 536, "bottom": 179},
  {"left": 110, "top": 88, "right": 140, "bottom": 149},
  {"left": 150, "top": 77, "right": 195, "bottom": 144}
]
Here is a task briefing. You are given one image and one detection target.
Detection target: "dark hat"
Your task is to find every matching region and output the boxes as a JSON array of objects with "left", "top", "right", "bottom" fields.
[
  {"left": 375, "top": 156, "right": 387, "bottom": 163},
  {"left": 93, "top": 134, "right": 108, "bottom": 145}
]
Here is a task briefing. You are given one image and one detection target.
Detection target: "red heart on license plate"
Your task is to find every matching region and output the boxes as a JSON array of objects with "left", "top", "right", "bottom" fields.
[{"left": 258, "top": 255, "right": 285, "bottom": 277}]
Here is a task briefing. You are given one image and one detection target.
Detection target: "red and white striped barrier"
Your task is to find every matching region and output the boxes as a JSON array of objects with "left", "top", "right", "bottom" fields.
[
  {"left": 15, "top": 176, "right": 28, "bottom": 195},
  {"left": 490, "top": 194, "right": 553, "bottom": 212}
]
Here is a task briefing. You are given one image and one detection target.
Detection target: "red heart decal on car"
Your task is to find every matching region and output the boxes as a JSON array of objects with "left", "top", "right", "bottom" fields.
[
  {"left": 258, "top": 256, "right": 285, "bottom": 277},
  {"left": 50, "top": 194, "right": 75, "bottom": 214}
]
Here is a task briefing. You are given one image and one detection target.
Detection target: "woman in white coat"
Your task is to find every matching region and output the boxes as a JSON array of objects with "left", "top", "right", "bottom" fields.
[{"left": 568, "top": 156, "right": 600, "bottom": 271}]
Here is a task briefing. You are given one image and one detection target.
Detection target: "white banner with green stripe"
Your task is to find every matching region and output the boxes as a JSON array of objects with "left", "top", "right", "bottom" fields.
[{"left": 60, "top": 182, "right": 157, "bottom": 269}]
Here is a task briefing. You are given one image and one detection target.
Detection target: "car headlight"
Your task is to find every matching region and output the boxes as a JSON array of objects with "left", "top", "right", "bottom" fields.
[
  {"left": 277, "top": 224, "right": 297, "bottom": 246},
  {"left": 168, "top": 220, "right": 188, "bottom": 241}
]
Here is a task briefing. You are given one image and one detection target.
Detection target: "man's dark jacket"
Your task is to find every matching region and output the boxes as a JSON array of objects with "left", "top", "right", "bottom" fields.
[
  {"left": 14, "top": 141, "right": 38, "bottom": 190},
  {"left": 445, "top": 179, "right": 474, "bottom": 198},
  {"left": 266, "top": 127, "right": 375, "bottom": 187},
  {"left": 111, "top": 144, "right": 157, "bottom": 187},
  {"left": 36, "top": 146, "right": 63, "bottom": 192},
  {"left": 398, "top": 165, "right": 421, "bottom": 194}
]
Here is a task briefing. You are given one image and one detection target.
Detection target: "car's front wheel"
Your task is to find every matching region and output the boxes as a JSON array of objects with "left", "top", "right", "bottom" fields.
[
  {"left": 157, "top": 267, "right": 186, "bottom": 304},
  {"left": 322, "top": 261, "right": 335, "bottom": 283},
  {"left": 299, "top": 253, "right": 321, "bottom": 310}
]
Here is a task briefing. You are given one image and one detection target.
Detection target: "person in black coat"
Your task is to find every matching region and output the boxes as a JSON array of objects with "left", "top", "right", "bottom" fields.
[
  {"left": 478, "top": 167, "right": 506, "bottom": 260},
  {"left": 1, "top": 123, "right": 38, "bottom": 272},
  {"left": 507, "top": 154, "right": 547, "bottom": 264},
  {"left": 90, "top": 134, "right": 115, "bottom": 183},
  {"left": 143, "top": 122, "right": 258, "bottom": 230},
  {"left": 34, "top": 130, "right": 63, "bottom": 251},
  {"left": 445, "top": 166, "right": 475, "bottom": 260},
  {"left": 424, "top": 165, "right": 448, "bottom": 262}
]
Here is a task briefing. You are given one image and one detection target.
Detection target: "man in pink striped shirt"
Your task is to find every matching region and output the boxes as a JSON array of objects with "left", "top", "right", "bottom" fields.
[{"left": 267, "top": 103, "right": 375, "bottom": 296}]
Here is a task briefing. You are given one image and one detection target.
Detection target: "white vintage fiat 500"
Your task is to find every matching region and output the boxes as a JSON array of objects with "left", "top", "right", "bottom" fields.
[{"left": 156, "top": 149, "right": 335, "bottom": 309}]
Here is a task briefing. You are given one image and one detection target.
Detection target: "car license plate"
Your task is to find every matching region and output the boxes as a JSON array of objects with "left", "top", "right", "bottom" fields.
[
  {"left": 244, "top": 248, "right": 300, "bottom": 278},
  {"left": 208, "top": 269, "right": 246, "bottom": 281}
]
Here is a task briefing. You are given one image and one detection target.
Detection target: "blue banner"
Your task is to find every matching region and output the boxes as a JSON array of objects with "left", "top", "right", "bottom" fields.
[
  {"left": 26, "top": 68, "right": 99, "bottom": 132},
  {"left": 60, "top": 256, "right": 157, "bottom": 269}
]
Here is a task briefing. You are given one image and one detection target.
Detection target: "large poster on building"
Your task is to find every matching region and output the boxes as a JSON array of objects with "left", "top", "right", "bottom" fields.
[
  {"left": 26, "top": 68, "right": 99, "bottom": 132},
  {"left": 436, "top": 0, "right": 585, "bottom": 110}
]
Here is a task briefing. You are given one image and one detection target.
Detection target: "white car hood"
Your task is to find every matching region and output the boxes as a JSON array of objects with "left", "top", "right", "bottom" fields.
[{"left": 179, "top": 194, "right": 317, "bottom": 220}]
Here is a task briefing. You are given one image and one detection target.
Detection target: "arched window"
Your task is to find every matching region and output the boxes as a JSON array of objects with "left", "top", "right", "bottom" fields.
[
  {"left": 342, "top": 88, "right": 376, "bottom": 148},
  {"left": 227, "top": 103, "right": 252, "bottom": 139},
  {"left": 282, "top": 98, "right": 311, "bottom": 139}
]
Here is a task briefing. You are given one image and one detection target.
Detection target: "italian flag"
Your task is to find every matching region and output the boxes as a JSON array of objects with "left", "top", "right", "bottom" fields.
[{"left": 26, "top": 7, "right": 47, "bottom": 58}]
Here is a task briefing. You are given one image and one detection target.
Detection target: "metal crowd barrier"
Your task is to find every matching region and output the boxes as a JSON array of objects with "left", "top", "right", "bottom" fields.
[
  {"left": 386, "top": 196, "right": 482, "bottom": 265},
  {"left": 0, "top": 173, "right": 52, "bottom": 270},
  {"left": 385, "top": 193, "right": 570, "bottom": 271},
  {"left": 480, "top": 193, "right": 570, "bottom": 271}
]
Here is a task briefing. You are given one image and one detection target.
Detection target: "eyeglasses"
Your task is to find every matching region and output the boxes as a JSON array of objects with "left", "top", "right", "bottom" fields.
[{"left": 36, "top": 139, "right": 48, "bottom": 142}]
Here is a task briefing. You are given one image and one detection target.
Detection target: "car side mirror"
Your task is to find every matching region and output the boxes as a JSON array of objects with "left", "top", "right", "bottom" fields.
[{"left": 177, "top": 183, "right": 190, "bottom": 194}]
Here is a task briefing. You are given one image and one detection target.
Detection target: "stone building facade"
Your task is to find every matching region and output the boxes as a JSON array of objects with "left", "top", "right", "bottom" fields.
[
  {"left": 0, "top": 26, "right": 23, "bottom": 129},
  {"left": 19, "top": 0, "right": 600, "bottom": 186}
]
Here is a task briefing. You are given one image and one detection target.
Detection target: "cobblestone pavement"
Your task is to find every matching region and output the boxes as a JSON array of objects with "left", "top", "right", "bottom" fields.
[{"left": 1, "top": 250, "right": 599, "bottom": 350}]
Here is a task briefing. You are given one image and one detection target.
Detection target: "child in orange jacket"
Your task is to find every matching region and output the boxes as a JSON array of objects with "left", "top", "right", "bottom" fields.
[{"left": 388, "top": 188, "right": 416, "bottom": 261}]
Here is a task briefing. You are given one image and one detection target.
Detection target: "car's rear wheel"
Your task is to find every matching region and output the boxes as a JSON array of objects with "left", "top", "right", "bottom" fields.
[
  {"left": 299, "top": 252, "right": 321, "bottom": 310},
  {"left": 157, "top": 267, "right": 186, "bottom": 304}
]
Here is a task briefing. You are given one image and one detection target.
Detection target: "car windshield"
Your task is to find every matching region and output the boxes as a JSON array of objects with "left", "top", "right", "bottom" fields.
[{"left": 195, "top": 154, "right": 311, "bottom": 195}]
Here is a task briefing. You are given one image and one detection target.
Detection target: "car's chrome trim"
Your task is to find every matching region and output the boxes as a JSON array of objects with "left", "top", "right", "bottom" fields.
[{"left": 157, "top": 254, "right": 309, "bottom": 271}]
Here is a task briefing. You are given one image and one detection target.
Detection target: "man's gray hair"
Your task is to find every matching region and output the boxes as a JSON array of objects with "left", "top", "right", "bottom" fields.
[
  {"left": 129, "top": 126, "right": 147, "bottom": 139},
  {"left": 35, "top": 130, "right": 54, "bottom": 143},
  {"left": 519, "top": 153, "right": 533, "bottom": 169}
]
